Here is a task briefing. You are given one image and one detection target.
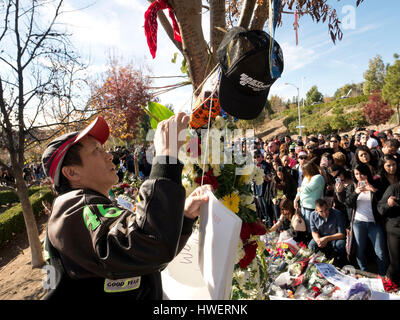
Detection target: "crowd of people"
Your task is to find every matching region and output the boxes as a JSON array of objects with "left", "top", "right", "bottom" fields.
[
  {"left": 251, "top": 127, "right": 400, "bottom": 286},
  {"left": 109, "top": 144, "right": 153, "bottom": 182}
]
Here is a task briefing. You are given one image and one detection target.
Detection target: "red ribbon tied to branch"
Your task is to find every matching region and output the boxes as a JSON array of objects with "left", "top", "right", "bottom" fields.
[
  {"left": 293, "top": 9, "right": 299, "bottom": 46},
  {"left": 144, "top": 0, "right": 182, "bottom": 58}
]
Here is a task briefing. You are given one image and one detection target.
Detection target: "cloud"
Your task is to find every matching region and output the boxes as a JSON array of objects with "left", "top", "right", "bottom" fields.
[{"left": 280, "top": 42, "right": 317, "bottom": 71}]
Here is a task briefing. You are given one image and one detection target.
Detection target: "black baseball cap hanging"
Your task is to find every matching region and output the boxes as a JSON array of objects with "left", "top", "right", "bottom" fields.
[{"left": 217, "top": 26, "right": 284, "bottom": 120}]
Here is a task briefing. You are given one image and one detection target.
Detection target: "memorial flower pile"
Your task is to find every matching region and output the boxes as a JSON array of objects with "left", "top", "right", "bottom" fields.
[
  {"left": 179, "top": 115, "right": 269, "bottom": 300},
  {"left": 262, "top": 232, "right": 400, "bottom": 300},
  {"left": 110, "top": 171, "right": 143, "bottom": 206}
]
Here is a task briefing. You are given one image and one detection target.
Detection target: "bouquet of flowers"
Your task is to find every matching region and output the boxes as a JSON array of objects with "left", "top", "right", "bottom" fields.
[{"left": 179, "top": 115, "right": 268, "bottom": 300}]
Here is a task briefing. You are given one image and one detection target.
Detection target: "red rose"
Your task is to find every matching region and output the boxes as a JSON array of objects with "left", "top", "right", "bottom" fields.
[
  {"left": 312, "top": 286, "right": 321, "bottom": 298},
  {"left": 239, "top": 241, "right": 257, "bottom": 269},
  {"left": 379, "top": 276, "right": 399, "bottom": 293},
  {"left": 240, "top": 222, "right": 251, "bottom": 242},
  {"left": 195, "top": 169, "right": 218, "bottom": 190},
  {"left": 249, "top": 220, "right": 267, "bottom": 236}
]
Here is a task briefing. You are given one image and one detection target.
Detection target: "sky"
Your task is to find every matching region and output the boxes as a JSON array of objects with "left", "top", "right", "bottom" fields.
[{"left": 49, "top": 0, "right": 400, "bottom": 114}]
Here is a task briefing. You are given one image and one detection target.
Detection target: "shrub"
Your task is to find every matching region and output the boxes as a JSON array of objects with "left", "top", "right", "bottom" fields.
[
  {"left": 0, "top": 187, "right": 55, "bottom": 247},
  {"left": 0, "top": 186, "right": 42, "bottom": 206}
]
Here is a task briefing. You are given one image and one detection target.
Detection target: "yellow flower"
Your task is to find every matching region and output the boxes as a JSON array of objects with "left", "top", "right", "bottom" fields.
[{"left": 222, "top": 192, "right": 240, "bottom": 213}]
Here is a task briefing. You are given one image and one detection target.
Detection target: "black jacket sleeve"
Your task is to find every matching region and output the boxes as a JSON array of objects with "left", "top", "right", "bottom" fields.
[{"left": 48, "top": 156, "right": 194, "bottom": 280}]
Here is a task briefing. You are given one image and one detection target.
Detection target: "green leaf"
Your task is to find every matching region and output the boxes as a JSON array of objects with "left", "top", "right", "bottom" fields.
[
  {"left": 171, "top": 52, "right": 178, "bottom": 64},
  {"left": 147, "top": 101, "right": 175, "bottom": 129},
  {"left": 181, "top": 58, "right": 188, "bottom": 75}
]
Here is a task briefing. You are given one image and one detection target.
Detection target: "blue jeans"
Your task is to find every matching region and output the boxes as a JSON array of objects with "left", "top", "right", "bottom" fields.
[
  {"left": 308, "top": 238, "right": 346, "bottom": 258},
  {"left": 300, "top": 207, "right": 314, "bottom": 233},
  {"left": 353, "top": 220, "right": 388, "bottom": 276}
]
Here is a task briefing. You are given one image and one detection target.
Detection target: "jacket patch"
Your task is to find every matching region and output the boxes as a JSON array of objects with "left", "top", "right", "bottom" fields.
[
  {"left": 104, "top": 276, "right": 141, "bottom": 293},
  {"left": 83, "top": 205, "right": 123, "bottom": 231},
  {"left": 83, "top": 206, "right": 101, "bottom": 231}
]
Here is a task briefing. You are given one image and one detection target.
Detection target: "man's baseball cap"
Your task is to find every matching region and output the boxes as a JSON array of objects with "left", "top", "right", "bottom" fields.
[
  {"left": 41, "top": 116, "right": 109, "bottom": 188},
  {"left": 217, "top": 26, "right": 284, "bottom": 120}
]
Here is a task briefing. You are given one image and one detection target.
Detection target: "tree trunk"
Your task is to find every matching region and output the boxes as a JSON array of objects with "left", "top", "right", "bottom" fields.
[
  {"left": 209, "top": 0, "right": 226, "bottom": 67},
  {"left": 238, "top": 0, "right": 257, "bottom": 29},
  {"left": 250, "top": 0, "right": 269, "bottom": 30},
  {"left": 170, "top": 0, "right": 209, "bottom": 94},
  {"left": 397, "top": 104, "right": 400, "bottom": 125},
  {"left": 14, "top": 165, "right": 44, "bottom": 268}
]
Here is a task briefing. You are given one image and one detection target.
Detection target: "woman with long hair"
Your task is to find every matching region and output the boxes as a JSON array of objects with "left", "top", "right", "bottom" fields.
[
  {"left": 269, "top": 197, "right": 295, "bottom": 233},
  {"left": 294, "top": 161, "right": 325, "bottom": 234},
  {"left": 377, "top": 154, "right": 400, "bottom": 201},
  {"left": 336, "top": 163, "right": 388, "bottom": 275},
  {"left": 352, "top": 145, "right": 378, "bottom": 176}
]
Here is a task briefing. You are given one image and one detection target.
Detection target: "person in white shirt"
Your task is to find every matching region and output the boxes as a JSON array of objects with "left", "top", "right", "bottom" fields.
[{"left": 335, "top": 163, "right": 388, "bottom": 275}]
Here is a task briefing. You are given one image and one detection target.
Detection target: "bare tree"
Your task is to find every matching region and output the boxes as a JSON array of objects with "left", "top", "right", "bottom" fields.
[{"left": 0, "top": 0, "right": 90, "bottom": 267}]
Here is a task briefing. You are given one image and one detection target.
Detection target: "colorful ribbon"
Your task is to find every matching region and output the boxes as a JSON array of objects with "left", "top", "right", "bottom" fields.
[
  {"left": 294, "top": 8, "right": 299, "bottom": 46},
  {"left": 268, "top": 0, "right": 282, "bottom": 79},
  {"left": 144, "top": 0, "right": 182, "bottom": 59}
]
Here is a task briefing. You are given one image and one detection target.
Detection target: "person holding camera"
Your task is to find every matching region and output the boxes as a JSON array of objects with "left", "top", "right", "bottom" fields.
[
  {"left": 335, "top": 163, "right": 388, "bottom": 276},
  {"left": 378, "top": 182, "right": 400, "bottom": 286}
]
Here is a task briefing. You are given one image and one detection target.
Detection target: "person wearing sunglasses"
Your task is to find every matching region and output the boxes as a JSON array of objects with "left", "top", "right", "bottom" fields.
[
  {"left": 293, "top": 151, "right": 308, "bottom": 188},
  {"left": 329, "top": 134, "right": 345, "bottom": 154}
]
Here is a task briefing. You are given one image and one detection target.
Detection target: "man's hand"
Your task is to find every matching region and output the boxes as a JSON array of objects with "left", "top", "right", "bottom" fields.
[
  {"left": 184, "top": 184, "right": 213, "bottom": 219},
  {"left": 388, "top": 196, "right": 398, "bottom": 207},
  {"left": 318, "top": 237, "right": 329, "bottom": 248},
  {"left": 154, "top": 112, "right": 189, "bottom": 158}
]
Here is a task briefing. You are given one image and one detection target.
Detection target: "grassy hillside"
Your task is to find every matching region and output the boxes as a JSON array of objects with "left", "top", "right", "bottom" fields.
[{"left": 277, "top": 95, "right": 370, "bottom": 136}]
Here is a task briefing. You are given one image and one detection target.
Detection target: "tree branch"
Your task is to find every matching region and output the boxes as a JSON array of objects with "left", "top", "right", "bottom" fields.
[
  {"left": 238, "top": 0, "right": 257, "bottom": 29},
  {"left": 209, "top": 0, "right": 226, "bottom": 57},
  {"left": 250, "top": 0, "right": 269, "bottom": 30}
]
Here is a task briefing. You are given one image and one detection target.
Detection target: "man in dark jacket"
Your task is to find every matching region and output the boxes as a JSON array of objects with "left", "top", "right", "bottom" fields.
[{"left": 41, "top": 114, "right": 211, "bottom": 300}]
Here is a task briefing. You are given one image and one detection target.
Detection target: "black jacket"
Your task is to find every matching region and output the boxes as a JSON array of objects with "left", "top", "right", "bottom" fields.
[
  {"left": 44, "top": 156, "right": 194, "bottom": 300},
  {"left": 377, "top": 182, "right": 400, "bottom": 219},
  {"left": 336, "top": 182, "right": 383, "bottom": 224}
]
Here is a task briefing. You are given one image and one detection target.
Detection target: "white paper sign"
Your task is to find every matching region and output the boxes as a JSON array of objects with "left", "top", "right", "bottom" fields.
[
  {"left": 316, "top": 263, "right": 400, "bottom": 300},
  {"left": 316, "top": 263, "right": 357, "bottom": 290},
  {"left": 161, "top": 229, "right": 211, "bottom": 300},
  {"left": 198, "top": 190, "right": 243, "bottom": 300}
]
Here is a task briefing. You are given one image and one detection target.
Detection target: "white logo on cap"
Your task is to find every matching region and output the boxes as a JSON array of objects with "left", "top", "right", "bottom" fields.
[{"left": 239, "top": 73, "right": 270, "bottom": 92}]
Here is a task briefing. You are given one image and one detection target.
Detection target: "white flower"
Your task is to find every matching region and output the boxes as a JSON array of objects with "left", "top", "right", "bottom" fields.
[
  {"left": 252, "top": 166, "right": 264, "bottom": 186},
  {"left": 247, "top": 203, "right": 257, "bottom": 212},
  {"left": 235, "top": 240, "right": 245, "bottom": 265},
  {"left": 239, "top": 194, "right": 253, "bottom": 206},
  {"left": 212, "top": 115, "right": 226, "bottom": 130}
]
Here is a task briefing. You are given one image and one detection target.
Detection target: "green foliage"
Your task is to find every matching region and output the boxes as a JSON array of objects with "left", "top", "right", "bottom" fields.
[
  {"left": 363, "top": 54, "right": 386, "bottom": 95},
  {"left": 0, "top": 187, "right": 55, "bottom": 247},
  {"left": 0, "top": 186, "right": 43, "bottom": 206},
  {"left": 282, "top": 96, "right": 368, "bottom": 135},
  {"left": 382, "top": 54, "right": 400, "bottom": 124},
  {"left": 145, "top": 101, "right": 175, "bottom": 129},
  {"left": 333, "top": 82, "right": 364, "bottom": 99},
  {"left": 305, "top": 85, "right": 323, "bottom": 105}
]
